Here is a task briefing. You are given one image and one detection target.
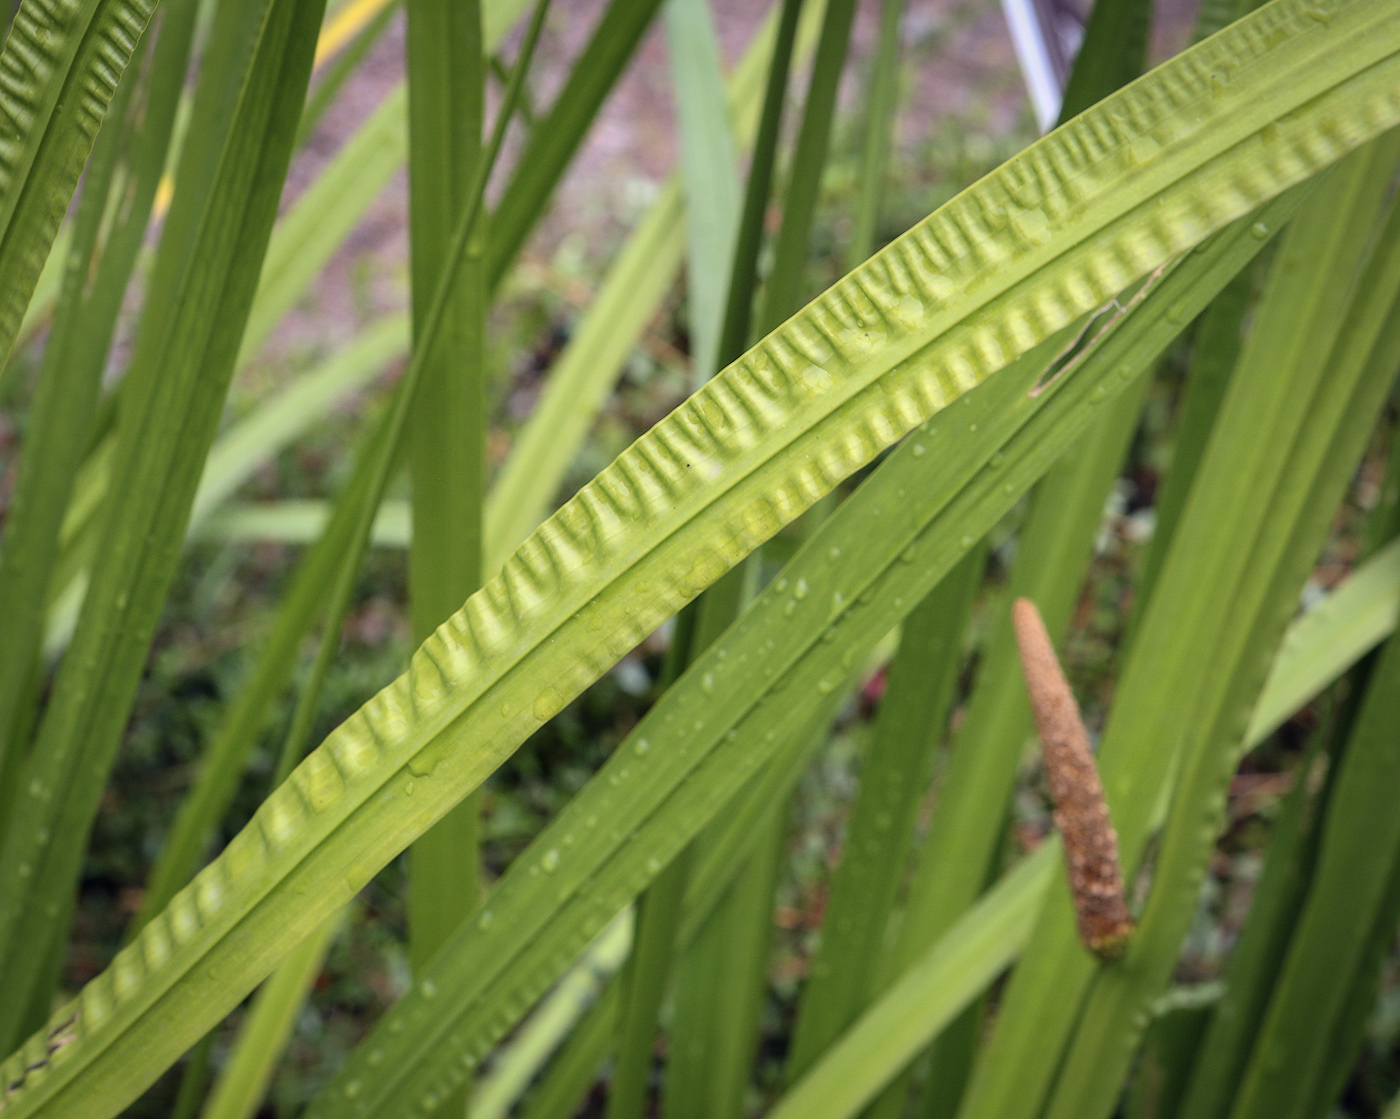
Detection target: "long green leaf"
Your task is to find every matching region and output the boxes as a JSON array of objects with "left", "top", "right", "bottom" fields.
[
  {"left": 191, "top": 318, "right": 409, "bottom": 529},
  {"left": 194, "top": 499, "right": 410, "bottom": 546},
  {"left": 1, "top": 13, "right": 153, "bottom": 819},
  {"left": 1058, "top": 0, "right": 1151, "bottom": 118},
  {"left": 133, "top": 409, "right": 396, "bottom": 934},
  {"left": 1123, "top": 991, "right": 1218, "bottom": 1119},
  {"left": 1305, "top": 821, "right": 1400, "bottom": 1118},
  {"left": 404, "top": 0, "right": 488, "bottom": 1040},
  {"left": 0, "top": 0, "right": 159, "bottom": 367},
  {"left": 134, "top": 0, "right": 549, "bottom": 937},
  {"left": 10, "top": 222, "right": 72, "bottom": 359},
  {"left": 295, "top": 0, "right": 402, "bottom": 147},
  {"left": 1223, "top": 653, "right": 1400, "bottom": 1119},
  {"left": 1131, "top": 264, "right": 1252, "bottom": 624},
  {"left": 847, "top": 0, "right": 906, "bottom": 267},
  {"left": 5, "top": 8, "right": 1398, "bottom": 1114},
  {"left": 1172, "top": 725, "right": 1334, "bottom": 1119},
  {"left": 604, "top": 850, "right": 689, "bottom": 1119},
  {"left": 715, "top": 0, "right": 806, "bottom": 366},
  {"left": 754, "top": 0, "right": 856, "bottom": 332},
  {"left": 1365, "top": 422, "right": 1400, "bottom": 555},
  {"left": 170, "top": 1036, "right": 216, "bottom": 1119},
  {"left": 516, "top": 979, "right": 622, "bottom": 1119},
  {"left": 235, "top": 87, "right": 408, "bottom": 371},
  {"left": 679, "top": 673, "right": 855, "bottom": 945},
  {"left": 665, "top": 802, "right": 788, "bottom": 1119},
  {"left": 665, "top": 0, "right": 742, "bottom": 385}
]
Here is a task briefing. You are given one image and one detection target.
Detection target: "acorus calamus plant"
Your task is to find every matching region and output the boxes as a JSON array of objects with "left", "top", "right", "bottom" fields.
[{"left": 0, "top": 0, "right": 1398, "bottom": 1117}]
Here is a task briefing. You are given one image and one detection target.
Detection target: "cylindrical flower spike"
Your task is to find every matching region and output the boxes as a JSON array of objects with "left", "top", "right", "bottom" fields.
[{"left": 1012, "top": 597, "right": 1133, "bottom": 961}]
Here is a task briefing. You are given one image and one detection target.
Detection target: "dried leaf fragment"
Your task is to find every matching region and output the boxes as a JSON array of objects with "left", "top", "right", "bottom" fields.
[{"left": 1013, "top": 597, "right": 1133, "bottom": 960}]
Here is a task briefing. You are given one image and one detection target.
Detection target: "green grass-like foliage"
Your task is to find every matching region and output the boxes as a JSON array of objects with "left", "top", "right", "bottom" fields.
[{"left": 0, "top": 1, "right": 1399, "bottom": 1118}]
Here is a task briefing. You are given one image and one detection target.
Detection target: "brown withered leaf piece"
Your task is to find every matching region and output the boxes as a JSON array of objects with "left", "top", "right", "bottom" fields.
[{"left": 1012, "top": 597, "right": 1133, "bottom": 961}]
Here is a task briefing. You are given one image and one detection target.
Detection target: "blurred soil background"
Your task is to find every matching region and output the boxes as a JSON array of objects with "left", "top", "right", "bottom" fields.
[{"left": 4, "top": 0, "right": 1399, "bottom": 1115}]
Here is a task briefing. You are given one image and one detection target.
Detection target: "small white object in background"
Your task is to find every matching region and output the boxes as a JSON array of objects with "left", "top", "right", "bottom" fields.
[{"left": 999, "top": 0, "right": 1085, "bottom": 133}]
